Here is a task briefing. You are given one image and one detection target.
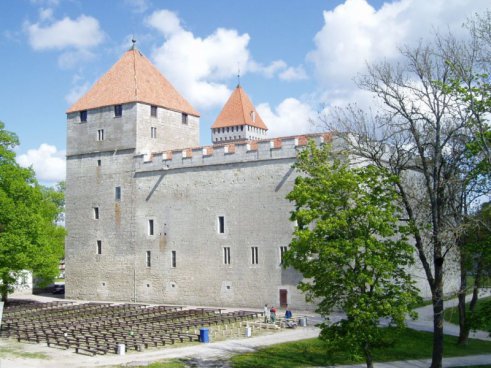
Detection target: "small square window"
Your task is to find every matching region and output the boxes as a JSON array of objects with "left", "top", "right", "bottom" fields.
[
  {"left": 80, "top": 110, "right": 87, "bottom": 122},
  {"left": 182, "top": 113, "right": 188, "bottom": 125},
  {"left": 97, "top": 129, "right": 104, "bottom": 141},
  {"left": 148, "top": 219, "right": 154, "bottom": 235},
  {"left": 146, "top": 251, "right": 151, "bottom": 267},
  {"left": 151, "top": 105, "right": 157, "bottom": 117},
  {"left": 171, "top": 250, "right": 176, "bottom": 268},
  {"left": 218, "top": 216, "right": 225, "bottom": 234},
  {"left": 93, "top": 207, "right": 99, "bottom": 220},
  {"left": 97, "top": 240, "right": 102, "bottom": 255},
  {"left": 114, "top": 104, "right": 122, "bottom": 117},
  {"left": 115, "top": 186, "right": 121, "bottom": 201}
]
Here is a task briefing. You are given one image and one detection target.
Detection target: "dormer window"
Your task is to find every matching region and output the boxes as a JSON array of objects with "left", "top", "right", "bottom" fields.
[
  {"left": 114, "top": 104, "right": 123, "bottom": 117},
  {"left": 80, "top": 110, "right": 87, "bottom": 122}
]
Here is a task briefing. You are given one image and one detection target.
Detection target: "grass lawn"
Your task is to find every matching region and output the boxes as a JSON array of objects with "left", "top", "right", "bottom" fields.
[
  {"left": 444, "top": 296, "right": 491, "bottom": 333},
  {"left": 229, "top": 328, "right": 491, "bottom": 368}
]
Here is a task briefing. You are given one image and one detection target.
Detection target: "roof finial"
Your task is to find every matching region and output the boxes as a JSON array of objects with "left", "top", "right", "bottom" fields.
[
  {"left": 130, "top": 36, "right": 137, "bottom": 50},
  {"left": 237, "top": 62, "right": 240, "bottom": 88}
]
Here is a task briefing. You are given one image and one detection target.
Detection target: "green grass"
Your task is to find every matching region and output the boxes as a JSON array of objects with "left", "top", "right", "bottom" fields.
[
  {"left": 230, "top": 328, "right": 491, "bottom": 368},
  {"left": 444, "top": 296, "right": 491, "bottom": 333},
  {"left": 0, "top": 347, "right": 49, "bottom": 360}
]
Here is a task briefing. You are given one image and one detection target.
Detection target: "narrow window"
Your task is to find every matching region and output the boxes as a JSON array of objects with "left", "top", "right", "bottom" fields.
[
  {"left": 97, "top": 129, "right": 104, "bottom": 141},
  {"left": 251, "top": 247, "right": 258, "bottom": 265},
  {"left": 80, "top": 110, "right": 87, "bottom": 122},
  {"left": 146, "top": 251, "right": 151, "bottom": 267},
  {"left": 171, "top": 251, "right": 176, "bottom": 268},
  {"left": 151, "top": 105, "right": 157, "bottom": 117},
  {"left": 97, "top": 159, "right": 101, "bottom": 167},
  {"left": 93, "top": 207, "right": 99, "bottom": 220},
  {"left": 148, "top": 219, "right": 154, "bottom": 235},
  {"left": 182, "top": 113, "right": 188, "bottom": 124},
  {"left": 97, "top": 240, "right": 102, "bottom": 255},
  {"left": 218, "top": 216, "right": 225, "bottom": 234},
  {"left": 115, "top": 186, "right": 121, "bottom": 201},
  {"left": 227, "top": 127, "right": 230, "bottom": 133},
  {"left": 280, "top": 246, "right": 288, "bottom": 264},
  {"left": 223, "top": 247, "right": 231, "bottom": 265},
  {"left": 151, "top": 127, "right": 157, "bottom": 139},
  {"left": 241, "top": 125, "right": 244, "bottom": 131},
  {"left": 114, "top": 104, "right": 122, "bottom": 117}
]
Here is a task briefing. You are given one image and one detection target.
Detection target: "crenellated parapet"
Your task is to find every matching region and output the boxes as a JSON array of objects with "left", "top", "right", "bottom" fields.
[{"left": 135, "top": 133, "right": 332, "bottom": 173}]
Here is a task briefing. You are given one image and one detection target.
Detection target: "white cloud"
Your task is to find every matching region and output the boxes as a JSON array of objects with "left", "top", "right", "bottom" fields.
[
  {"left": 25, "top": 12, "right": 104, "bottom": 68},
  {"left": 17, "top": 144, "right": 66, "bottom": 184},
  {"left": 26, "top": 15, "right": 104, "bottom": 50},
  {"left": 309, "top": 0, "right": 491, "bottom": 91},
  {"left": 279, "top": 66, "right": 308, "bottom": 81},
  {"left": 257, "top": 98, "right": 316, "bottom": 138},
  {"left": 146, "top": 9, "right": 303, "bottom": 109},
  {"left": 124, "top": 0, "right": 150, "bottom": 13}
]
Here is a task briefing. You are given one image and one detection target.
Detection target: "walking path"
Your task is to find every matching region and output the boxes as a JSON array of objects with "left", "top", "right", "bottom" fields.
[{"left": 0, "top": 291, "right": 490, "bottom": 367}]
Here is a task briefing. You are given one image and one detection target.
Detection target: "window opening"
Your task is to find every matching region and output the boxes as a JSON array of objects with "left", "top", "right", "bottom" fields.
[
  {"left": 115, "top": 186, "right": 121, "bottom": 201},
  {"left": 80, "top": 110, "right": 87, "bottom": 122},
  {"left": 97, "top": 129, "right": 104, "bottom": 141},
  {"left": 97, "top": 240, "right": 102, "bottom": 255},
  {"left": 114, "top": 104, "right": 122, "bottom": 117},
  {"left": 146, "top": 251, "right": 151, "bottom": 267},
  {"left": 251, "top": 247, "right": 258, "bottom": 264},
  {"left": 94, "top": 207, "right": 99, "bottom": 220},
  {"left": 148, "top": 219, "right": 154, "bottom": 235},
  {"left": 218, "top": 216, "right": 225, "bottom": 233},
  {"left": 171, "top": 251, "right": 176, "bottom": 268},
  {"left": 223, "top": 247, "right": 231, "bottom": 264},
  {"left": 151, "top": 105, "right": 157, "bottom": 117}
]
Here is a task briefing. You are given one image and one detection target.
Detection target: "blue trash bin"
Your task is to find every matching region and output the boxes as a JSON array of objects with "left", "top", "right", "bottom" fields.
[{"left": 199, "top": 328, "right": 209, "bottom": 343}]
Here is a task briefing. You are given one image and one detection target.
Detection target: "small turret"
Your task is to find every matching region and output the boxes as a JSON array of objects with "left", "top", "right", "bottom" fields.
[{"left": 211, "top": 85, "right": 267, "bottom": 144}]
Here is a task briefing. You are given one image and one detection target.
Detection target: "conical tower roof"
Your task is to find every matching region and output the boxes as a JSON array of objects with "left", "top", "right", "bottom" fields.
[
  {"left": 67, "top": 48, "right": 199, "bottom": 116},
  {"left": 211, "top": 85, "right": 267, "bottom": 130}
]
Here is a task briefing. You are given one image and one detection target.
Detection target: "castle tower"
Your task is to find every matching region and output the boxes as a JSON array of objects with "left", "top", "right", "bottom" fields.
[
  {"left": 64, "top": 45, "right": 200, "bottom": 301},
  {"left": 211, "top": 85, "right": 267, "bottom": 144}
]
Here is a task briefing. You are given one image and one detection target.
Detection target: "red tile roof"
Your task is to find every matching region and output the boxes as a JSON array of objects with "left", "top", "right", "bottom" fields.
[
  {"left": 67, "top": 49, "right": 199, "bottom": 116},
  {"left": 211, "top": 85, "right": 268, "bottom": 130}
]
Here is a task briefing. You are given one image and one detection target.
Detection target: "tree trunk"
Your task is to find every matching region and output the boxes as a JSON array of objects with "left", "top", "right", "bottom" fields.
[
  {"left": 363, "top": 343, "right": 374, "bottom": 368},
  {"left": 457, "top": 249, "right": 468, "bottom": 345},
  {"left": 430, "top": 259, "right": 444, "bottom": 368}
]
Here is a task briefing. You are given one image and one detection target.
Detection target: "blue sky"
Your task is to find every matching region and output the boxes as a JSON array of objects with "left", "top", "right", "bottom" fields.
[{"left": 0, "top": 0, "right": 489, "bottom": 184}]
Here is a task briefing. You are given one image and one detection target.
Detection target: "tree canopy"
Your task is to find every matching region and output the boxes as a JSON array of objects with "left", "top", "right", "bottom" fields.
[
  {"left": 283, "top": 141, "right": 419, "bottom": 368},
  {"left": 0, "top": 121, "right": 65, "bottom": 302}
]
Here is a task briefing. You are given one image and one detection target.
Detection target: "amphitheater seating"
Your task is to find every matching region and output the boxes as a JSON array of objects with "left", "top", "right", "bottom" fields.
[{"left": 0, "top": 299, "right": 260, "bottom": 355}]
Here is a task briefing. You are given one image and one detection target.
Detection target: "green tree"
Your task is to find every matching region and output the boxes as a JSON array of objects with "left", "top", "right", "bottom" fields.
[
  {"left": 0, "top": 121, "right": 65, "bottom": 303},
  {"left": 283, "top": 142, "right": 419, "bottom": 368},
  {"left": 458, "top": 203, "right": 491, "bottom": 342}
]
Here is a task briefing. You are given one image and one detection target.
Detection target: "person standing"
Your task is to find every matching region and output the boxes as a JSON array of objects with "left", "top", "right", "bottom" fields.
[
  {"left": 270, "top": 306, "right": 277, "bottom": 323},
  {"left": 285, "top": 304, "right": 292, "bottom": 320},
  {"left": 263, "top": 304, "right": 270, "bottom": 323}
]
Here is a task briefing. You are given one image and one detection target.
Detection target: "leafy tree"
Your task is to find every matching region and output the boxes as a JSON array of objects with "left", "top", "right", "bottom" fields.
[
  {"left": 283, "top": 142, "right": 419, "bottom": 368},
  {"left": 458, "top": 203, "right": 491, "bottom": 342},
  {"left": 0, "top": 121, "right": 65, "bottom": 303}
]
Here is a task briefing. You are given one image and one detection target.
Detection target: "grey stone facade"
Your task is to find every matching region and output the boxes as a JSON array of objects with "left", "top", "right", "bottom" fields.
[{"left": 65, "top": 102, "right": 318, "bottom": 309}]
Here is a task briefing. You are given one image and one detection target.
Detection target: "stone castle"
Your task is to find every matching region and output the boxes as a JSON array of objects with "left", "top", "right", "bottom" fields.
[{"left": 64, "top": 46, "right": 330, "bottom": 309}]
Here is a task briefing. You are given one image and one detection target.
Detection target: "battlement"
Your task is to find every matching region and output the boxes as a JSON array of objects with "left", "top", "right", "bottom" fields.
[{"left": 134, "top": 133, "right": 332, "bottom": 173}]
